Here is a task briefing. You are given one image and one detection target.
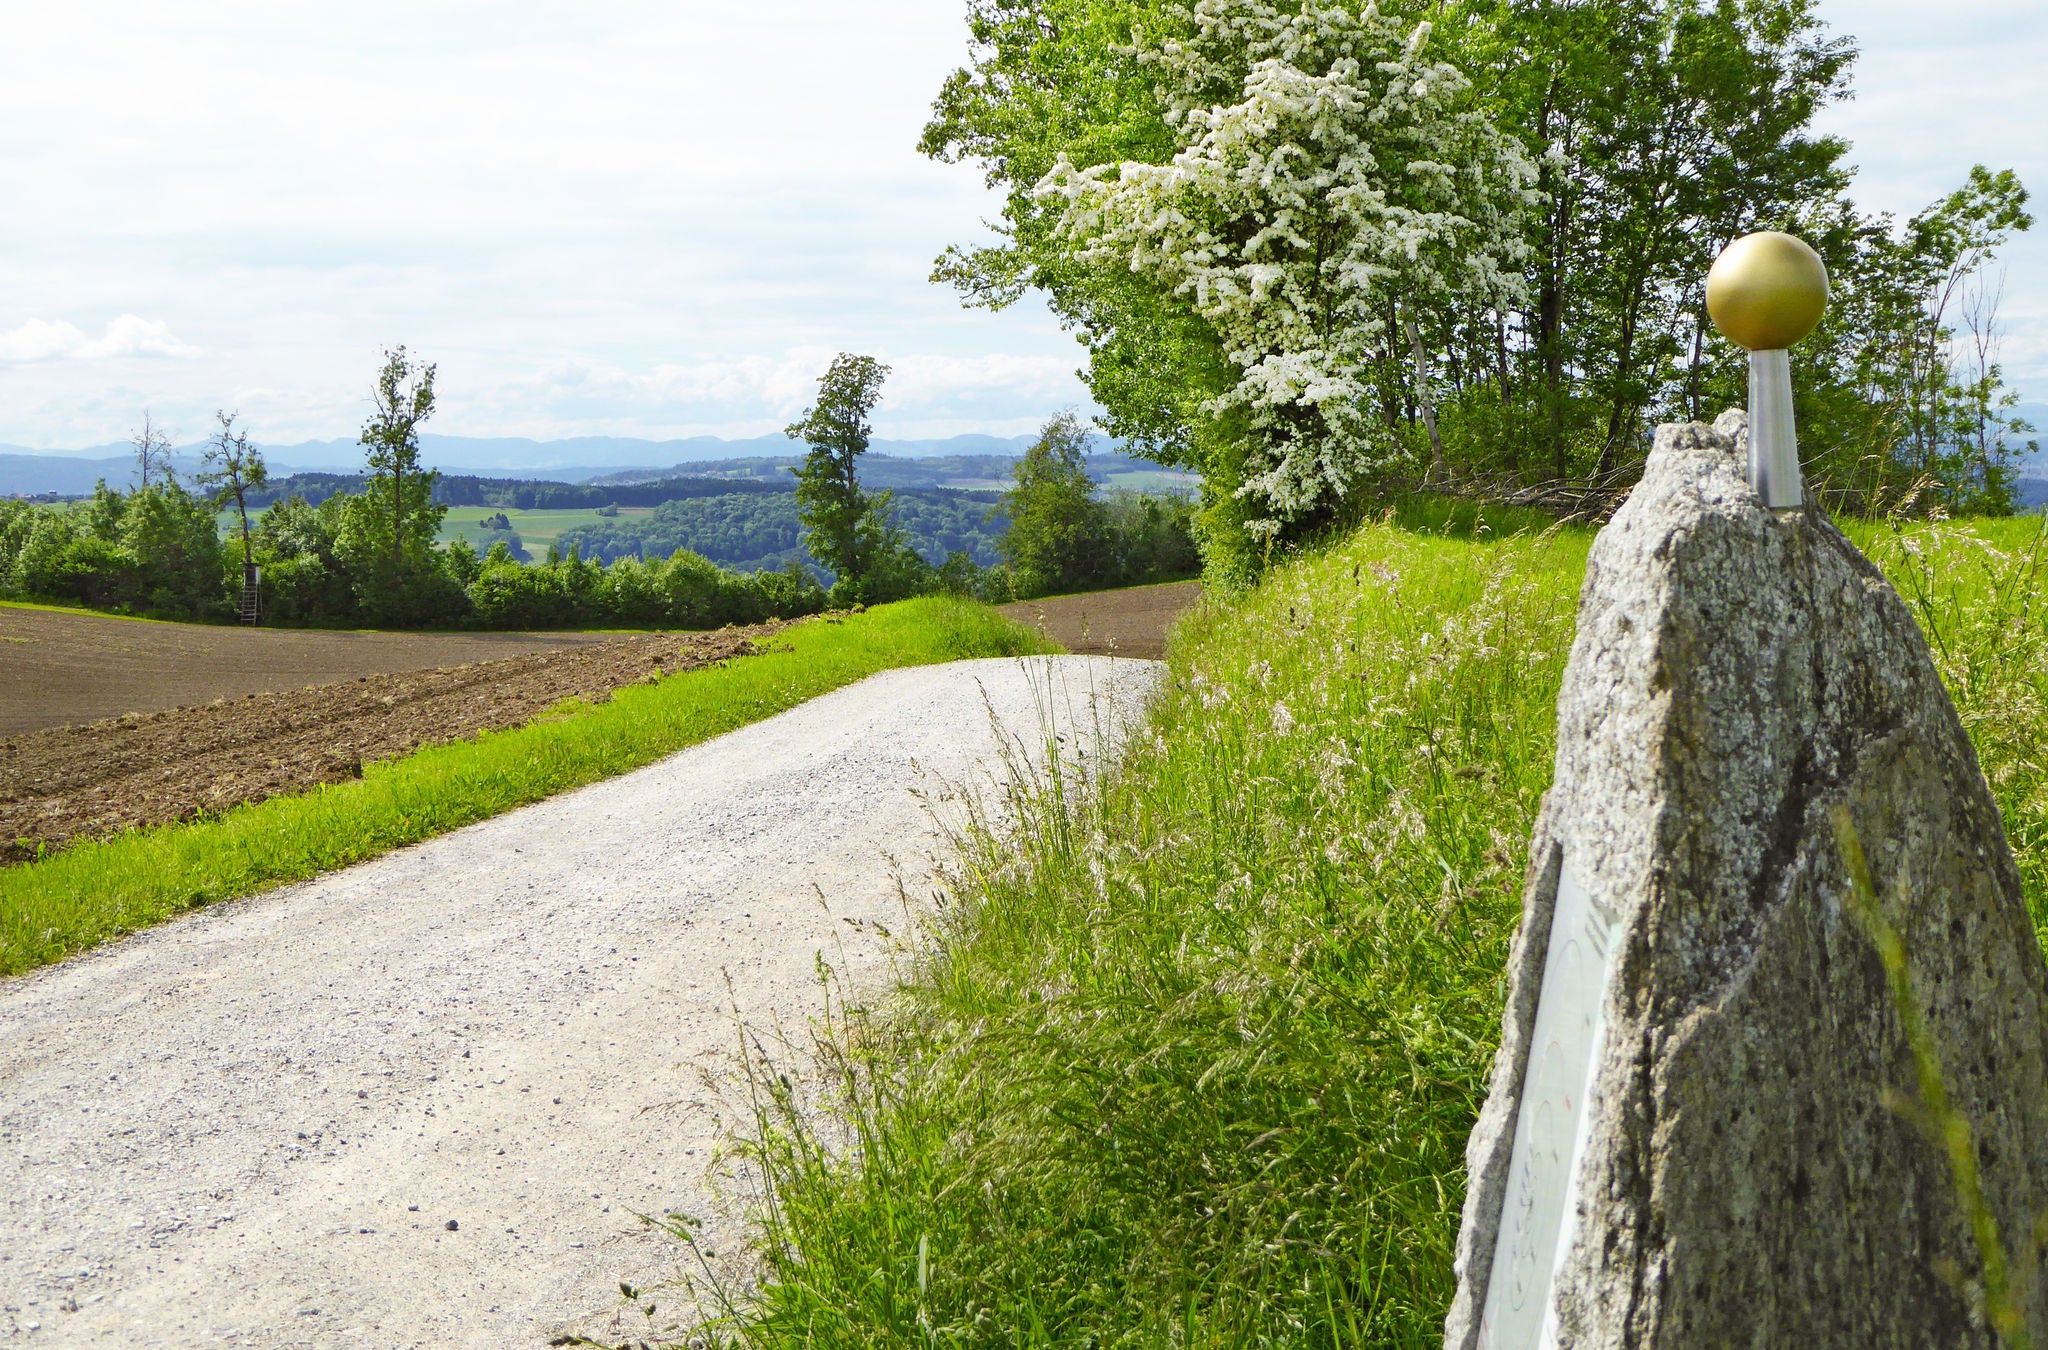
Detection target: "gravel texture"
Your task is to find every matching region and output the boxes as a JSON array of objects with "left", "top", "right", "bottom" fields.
[{"left": 0, "top": 655, "right": 1161, "bottom": 1347}]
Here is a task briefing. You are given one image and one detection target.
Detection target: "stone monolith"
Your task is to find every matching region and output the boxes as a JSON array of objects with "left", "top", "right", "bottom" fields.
[{"left": 1445, "top": 410, "right": 2048, "bottom": 1349}]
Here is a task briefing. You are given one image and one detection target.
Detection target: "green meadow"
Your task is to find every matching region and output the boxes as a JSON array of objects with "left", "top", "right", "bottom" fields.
[{"left": 438, "top": 504, "right": 659, "bottom": 551}]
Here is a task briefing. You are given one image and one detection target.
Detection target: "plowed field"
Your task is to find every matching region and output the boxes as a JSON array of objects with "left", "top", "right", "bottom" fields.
[
  {"left": 999, "top": 579, "right": 1201, "bottom": 660},
  {"left": 0, "top": 623, "right": 779, "bottom": 863},
  {"left": 0, "top": 604, "right": 634, "bottom": 736}
]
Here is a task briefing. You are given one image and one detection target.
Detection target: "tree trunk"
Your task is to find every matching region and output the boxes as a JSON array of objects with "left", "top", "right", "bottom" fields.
[
  {"left": 1405, "top": 314, "right": 1448, "bottom": 485},
  {"left": 393, "top": 452, "right": 404, "bottom": 572},
  {"left": 236, "top": 489, "right": 253, "bottom": 570}
]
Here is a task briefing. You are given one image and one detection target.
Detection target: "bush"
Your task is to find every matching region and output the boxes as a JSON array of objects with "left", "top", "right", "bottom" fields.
[
  {"left": 260, "top": 555, "right": 358, "bottom": 625},
  {"left": 1, "top": 484, "right": 225, "bottom": 617},
  {"left": 119, "top": 485, "right": 228, "bottom": 617},
  {"left": 461, "top": 547, "right": 829, "bottom": 631}
]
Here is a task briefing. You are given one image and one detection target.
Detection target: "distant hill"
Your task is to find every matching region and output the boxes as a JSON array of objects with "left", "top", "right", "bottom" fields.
[
  {"left": 0, "top": 432, "right": 1049, "bottom": 494},
  {"left": 5, "top": 442, "right": 1190, "bottom": 500},
  {"left": 587, "top": 450, "right": 1186, "bottom": 492},
  {"left": 243, "top": 471, "right": 788, "bottom": 511},
  {"left": 555, "top": 488, "right": 1009, "bottom": 574}
]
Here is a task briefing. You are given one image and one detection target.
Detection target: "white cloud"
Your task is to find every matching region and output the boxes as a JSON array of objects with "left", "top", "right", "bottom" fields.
[
  {"left": 0, "top": 0, "right": 2035, "bottom": 444},
  {"left": 0, "top": 315, "right": 200, "bottom": 363},
  {"left": 434, "top": 349, "right": 1093, "bottom": 442}
]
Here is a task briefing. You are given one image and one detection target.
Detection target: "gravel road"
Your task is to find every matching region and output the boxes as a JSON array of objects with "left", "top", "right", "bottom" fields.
[{"left": 0, "top": 655, "right": 1160, "bottom": 1347}]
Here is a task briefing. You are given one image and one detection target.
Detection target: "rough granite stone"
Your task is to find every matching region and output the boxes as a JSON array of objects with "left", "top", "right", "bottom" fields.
[{"left": 1444, "top": 410, "right": 2048, "bottom": 1348}]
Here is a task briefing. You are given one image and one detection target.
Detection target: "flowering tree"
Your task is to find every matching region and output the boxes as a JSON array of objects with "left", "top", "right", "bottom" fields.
[{"left": 1035, "top": 0, "right": 1534, "bottom": 557}]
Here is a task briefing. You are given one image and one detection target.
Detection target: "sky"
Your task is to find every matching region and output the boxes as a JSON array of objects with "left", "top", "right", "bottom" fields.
[{"left": 0, "top": 0, "right": 2042, "bottom": 450}]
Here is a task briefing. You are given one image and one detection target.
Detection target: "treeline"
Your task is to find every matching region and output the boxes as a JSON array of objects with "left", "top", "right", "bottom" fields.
[
  {"left": 558, "top": 489, "right": 1009, "bottom": 572},
  {"left": 0, "top": 481, "right": 831, "bottom": 629},
  {"left": 0, "top": 386, "right": 1199, "bottom": 627},
  {"left": 922, "top": 0, "right": 2038, "bottom": 578},
  {"left": 245, "top": 471, "right": 784, "bottom": 511}
]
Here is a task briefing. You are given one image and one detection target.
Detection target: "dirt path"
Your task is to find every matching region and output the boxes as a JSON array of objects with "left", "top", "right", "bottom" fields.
[
  {"left": 0, "top": 605, "right": 634, "bottom": 737},
  {"left": 998, "top": 579, "right": 1201, "bottom": 659},
  {"left": 0, "top": 655, "right": 1160, "bottom": 1347},
  {"left": 0, "top": 625, "right": 778, "bottom": 863}
]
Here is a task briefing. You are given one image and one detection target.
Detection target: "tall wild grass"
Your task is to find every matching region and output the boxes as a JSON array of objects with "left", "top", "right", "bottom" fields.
[{"left": 652, "top": 508, "right": 2048, "bottom": 1349}]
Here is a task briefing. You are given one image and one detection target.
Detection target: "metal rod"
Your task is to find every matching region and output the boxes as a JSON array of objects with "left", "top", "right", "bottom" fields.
[{"left": 1748, "top": 348, "right": 1802, "bottom": 509}]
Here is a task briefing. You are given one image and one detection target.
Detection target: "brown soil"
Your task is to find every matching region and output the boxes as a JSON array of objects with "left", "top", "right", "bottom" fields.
[
  {"left": 999, "top": 579, "right": 1202, "bottom": 660},
  {"left": 0, "top": 624, "right": 781, "bottom": 863},
  {"left": 0, "top": 604, "right": 643, "bottom": 737}
]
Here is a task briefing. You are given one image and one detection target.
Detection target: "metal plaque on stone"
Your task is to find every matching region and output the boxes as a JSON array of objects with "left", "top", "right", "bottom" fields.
[{"left": 1477, "top": 867, "right": 1619, "bottom": 1350}]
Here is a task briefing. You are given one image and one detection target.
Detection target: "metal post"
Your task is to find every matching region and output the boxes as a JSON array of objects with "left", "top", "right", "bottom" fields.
[
  {"left": 1707, "top": 231, "right": 1829, "bottom": 510},
  {"left": 1747, "top": 349, "right": 1801, "bottom": 509}
]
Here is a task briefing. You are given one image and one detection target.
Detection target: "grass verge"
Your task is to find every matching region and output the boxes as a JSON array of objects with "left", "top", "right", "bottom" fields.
[
  {"left": 0, "top": 596, "right": 1052, "bottom": 978},
  {"left": 676, "top": 509, "right": 2048, "bottom": 1348}
]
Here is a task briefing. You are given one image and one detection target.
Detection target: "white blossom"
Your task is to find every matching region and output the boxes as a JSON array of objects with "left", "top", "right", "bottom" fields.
[{"left": 1036, "top": 0, "right": 1537, "bottom": 536}]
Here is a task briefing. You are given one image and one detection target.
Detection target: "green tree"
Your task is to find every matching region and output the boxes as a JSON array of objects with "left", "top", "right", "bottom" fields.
[
  {"left": 118, "top": 484, "right": 226, "bottom": 615},
  {"left": 352, "top": 346, "right": 459, "bottom": 623},
  {"left": 1787, "top": 166, "right": 2035, "bottom": 511},
  {"left": 196, "top": 410, "right": 269, "bottom": 577},
  {"left": 998, "top": 411, "right": 1108, "bottom": 598},
  {"left": 923, "top": 0, "right": 1212, "bottom": 466},
  {"left": 786, "top": 353, "right": 927, "bottom": 604},
  {"left": 922, "top": 0, "right": 1886, "bottom": 544},
  {"left": 1040, "top": 2, "right": 1533, "bottom": 533},
  {"left": 1463, "top": 0, "right": 1855, "bottom": 476},
  {"left": 360, "top": 346, "right": 443, "bottom": 575}
]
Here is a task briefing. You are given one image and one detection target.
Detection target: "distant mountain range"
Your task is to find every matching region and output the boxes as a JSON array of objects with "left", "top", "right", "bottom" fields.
[
  {"left": 0, "top": 431, "right": 1049, "bottom": 496},
  {"left": 6, "top": 407, "right": 2038, "bottom": 500}
]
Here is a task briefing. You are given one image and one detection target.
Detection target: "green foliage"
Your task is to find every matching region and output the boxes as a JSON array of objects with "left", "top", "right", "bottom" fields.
[
  {"left": 1792, "top": 166, "right": 2038, "bottom": 512},
  {"left": 196, "top": 410, "right": 270, "bottom": 572},
  {"left": 786, "top": 353, "right": 926, "bottom": 605},
  {"left": 688, "top": 510, "right": 2048, "bottom": 1347},
  {"left": 1037, "top": 0, "right": 1535, "bottom": 537},
  {"left": 922, "top": 0, "right": 1213, "bottom": 464},
  {"left": 0, "top": 481, "right": 225, "bottom": 617},
  {"left": 1455, "top": 0, "right": 1855, "bottom": 478},
  {"left": 997, "top": 411, "right": 1108, "bottom": 595},
  {"left": 0, "top": 480, "right": 839, "bottom": 632},
  {"left": 922, "top": 0, "right": 2033, "bottom": 571},
  {"left": 355, "top": 346, "right": 451, "bottom": 622},
  {"left": 463, "top": 548, "right": 828, "bottom": 630},
  {"left": 995, "top": 411, "right": 1201, "bottom": 598},
  {"left": 0, "top": 598, "right": 1056, "bottom": 978},
  {"left": 553, "top": 491, "right": 1009, "bottom": 575}
]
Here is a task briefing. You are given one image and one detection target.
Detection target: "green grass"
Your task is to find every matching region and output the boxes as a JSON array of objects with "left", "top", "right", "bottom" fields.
[
  {"left": 0, "top": 596, "right": 1053, "bottom": 978},
  {"left": 0, "top": 597, "right": 183, "bottom": 623},
  {"left": 666, "top": 508, "right": 2048, "bottom": 1348},
  {"left": 439, "top": 504, "right": 657, "bottom": 550}
]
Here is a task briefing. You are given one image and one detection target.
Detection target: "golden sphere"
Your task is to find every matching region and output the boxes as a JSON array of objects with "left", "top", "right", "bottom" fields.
[{"left": 1706, "top": 232, "right": 1830, "bottom": 351}]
